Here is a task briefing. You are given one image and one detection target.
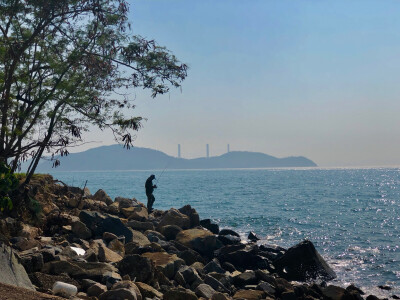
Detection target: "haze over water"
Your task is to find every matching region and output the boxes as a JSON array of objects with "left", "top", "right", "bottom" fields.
[{"left": 50, "top": 167, "right": 400, "bottom": 296}]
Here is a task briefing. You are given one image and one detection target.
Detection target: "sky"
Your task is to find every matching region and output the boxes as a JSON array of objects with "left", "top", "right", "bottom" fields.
[{"left": 79, "top": 0, "right": 400, "bottom": 167}]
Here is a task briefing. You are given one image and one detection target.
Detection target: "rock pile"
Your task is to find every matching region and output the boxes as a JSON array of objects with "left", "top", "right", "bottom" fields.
[{"left": 0, "top": 175, "right": 383, "bottom": 299}]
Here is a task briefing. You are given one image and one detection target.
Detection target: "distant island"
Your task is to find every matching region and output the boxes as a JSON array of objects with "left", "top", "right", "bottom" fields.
[{"left": 35, "top": 144, "right": 317, "bottom": 171}]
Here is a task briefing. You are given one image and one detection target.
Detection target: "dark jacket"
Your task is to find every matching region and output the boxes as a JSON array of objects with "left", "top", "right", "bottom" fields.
[{"left": 145, "top": 176, "right": 155, "bottom": 195}]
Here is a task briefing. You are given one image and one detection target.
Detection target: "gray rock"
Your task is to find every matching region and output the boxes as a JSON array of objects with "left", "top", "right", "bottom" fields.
[
  {"left": 199, "top": 219, "right": 219, "bottom": 234},
  {"left": 20, "top": 253, "right": 44, "bottom": 273},
  {"left": 93, "top": 189, "right": 113, "bottom": 205},
  {"left": 233, "top": 271, "right": 258, "bottom": 287},
  {"left": 164, "top": 287, "right": 198, "bottom": 300},
  {"left": 0, "top": 242, "right": 34, "bottom": 290},
  {"left": 128, "top": 220, "right": 155, "bottom": 232},
  {"left": 218, "top": 234, "right": 241, "bottom": 245},
  {"left": 195, "top": 283, "right": 217, "bottom": 299},
  {"left": 159, "top": 225, "right": 182, "bottom": 241},
  {"left": 257, "top": 281, "right": 276, "bottom": 296}
]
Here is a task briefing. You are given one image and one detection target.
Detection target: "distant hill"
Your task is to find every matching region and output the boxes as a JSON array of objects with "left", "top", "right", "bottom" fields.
[{"left": 35, "top": 145, "right": 317, "bottom": 171}]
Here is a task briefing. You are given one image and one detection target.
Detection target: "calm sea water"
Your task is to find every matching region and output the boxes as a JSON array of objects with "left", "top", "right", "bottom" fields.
[{"left": 49, "top": 168, "right": 400, "bottom": 296}]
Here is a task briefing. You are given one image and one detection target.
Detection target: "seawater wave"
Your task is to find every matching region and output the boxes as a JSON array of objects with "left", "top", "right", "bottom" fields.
[{"left": 49, "top": 168, "right": 400, "bottom": 295}]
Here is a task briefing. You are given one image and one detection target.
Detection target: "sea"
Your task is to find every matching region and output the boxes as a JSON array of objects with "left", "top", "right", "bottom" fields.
[{"left": 48, "top": 168, "right": 400, "bottom": 296}]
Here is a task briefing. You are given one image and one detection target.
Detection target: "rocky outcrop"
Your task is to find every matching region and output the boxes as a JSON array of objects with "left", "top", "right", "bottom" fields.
[
  {"left": 0, "top": 175, "right": 374, "bottom": 300},
  {"left": 0, "top": 242, "right": 35, "bottom": 290},
  {"left": 273, "top": 240, "right": 336, "bottom": 281}
]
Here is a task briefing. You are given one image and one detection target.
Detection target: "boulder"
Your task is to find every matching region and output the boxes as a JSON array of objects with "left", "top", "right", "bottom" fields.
[
  {"left": 108, "top": 239, "right": 125, "bottom": 257},
  {"left": 135, "top": 281, "right": 163, "bottom": 299},
  {"left": 218, "top": 234, "right": 241, "bottom": 245},
  {"left": 19, "top": 223, "right": 41, "bottom": 239},
  {"left": 71, "top": 220, "right": 92, "bottom": 239},
  {"left": 176, "top": 265, "right": 202, "bottom": 285},
  {"left": 87, "top": 282, "right": 108, "bottom": 297},
  {"left": 160, "top": 225, "right": 182, "bottom": 240},
  {"left": 103, "top": 232, "right": 118, "bottom": 242},
  {"left": 159, "top": 208, "right": 191, "bottom": 229},
  {"left": 93, "top": 189, "right": 113, "bottom": 205},
  {"left": 79, "top": 210, "right": 133, "bottom": 242},
  {"left": 257, "top": 282, "right": 276, "bottom": 296},
  {"left": 195, "top": 283, "right": 217, "bottom": 299},
  {"left": 204, "top": 259, "right": 226, "bottom": 274},
  {"left": 118, "top": 254, "right": 155, "bottom": 283},
  {"left": 98, "top": 243, "right": 123, "bottom": 263},
  {"left": 204, "top": 274, "right": 230, "bottom": 294},
  {"left": 115, "top": 197, "right": 135, "bottom": 209},
  {"left": 178, "top": 249, "right": 206, "bottom": 265},
  {"left": 200, "top": 219, "right": 219, "bottom": 234},
  {"left": 176, "top": 228, "right": 223, "bottom": 257},
  {"left": 128, "top": 220, "right": 155, "bottom": 231},
  {"left": 142, "top": 252, "right": 185, "bottom": 279},
  {"left": 0, "top": 242, "right": 35, "bottom": 290},
  {"left": 233, "top": 289, "right": 265, "bottom": 299},
  {"left": 130, "top": 230, "right": 151, "bottom": 247},
  {"left": 233, "top": 271, "right": 258, "bottom": 287},
  {"left": 122, "top": 206, "right": 148, "bottom": 221},
  {"left": 273, "top": 240, "right": 336, "bottom": 281},
  {"left": 112, "top": 281, "right": 142, "bottom": 300},
  {"left": 178, "top": 205, "right": 200, "bottom": 228},
  {"left": 321, "top": 285, "right": 359, "bottom": 300},
  {"left": 164, "top": 287, "right": 198, "bottom": 300},
  {"left": 108, "top": 202, "right": 120, "bottom": 215}
]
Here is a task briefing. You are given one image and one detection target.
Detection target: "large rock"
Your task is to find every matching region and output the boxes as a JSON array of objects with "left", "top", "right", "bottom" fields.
[
  {"left": 273, "top": 240, "right": 336, "bottom": 281},
  {"left": 121, "top": 206, "right": 148, "bottom": 221},
  {"left": 99, "top": 288, "right": 137, "bottom": 300},
  {"left": 164, "top": 287, "right": 198, "bottom": 300},
  {"left": 178, "top": 205, "right": 200, "bottom": 228},
  {"left": 160, "top": 225, "right": 182, "bottom": 241},
  {"left": 93, "top": 189, "right": 113, "bottom": 205},
  {"left": 130, "top": 230, "right": 151, "bottom": 247},
  {"left": 176, "top": 228, "right": 223, "bottom": 257},
  {"left": 195, "top": 283, "right": 217, "bottom": 299},
  {"left": 159, "top": 209, "right": 191, "bottom": 229},
  {"left": 118, "top": 255, "right": 154, "bottom": 283},
  {"left": 71, "top": 220, "right": 92, "bottom": 239},
  {"left": 142, "top": 252, "right": 185, "bottom": 279},
  {"left": 112, "top": 281, "right": 142, "bottom": 300},
  {"left": 135, "top": 281, "right": 163, "bottom": 299},
  {"left": 200, "top": 219, "right": 219, "bottom": 234},
  {"left": 0, "top": 242, "right": 34, "bottom": 290},
  {"left": 79, "top": 210, "right": 133, "bottom": 242},
  {"left": 98, "top": 243, "right": 123, "bottom": 263}
]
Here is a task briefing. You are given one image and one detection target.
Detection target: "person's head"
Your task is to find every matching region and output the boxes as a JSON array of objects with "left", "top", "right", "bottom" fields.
[{"left": 150, "top": 174, "right": 155, "bottom": 180}]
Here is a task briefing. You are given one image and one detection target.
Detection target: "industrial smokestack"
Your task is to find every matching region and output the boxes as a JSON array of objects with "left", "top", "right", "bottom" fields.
[
  {"left": 178, "top": 144, "right": 181, "bottom": 158},
  {"left": 206, "top": 144, "right": 209, "bottom": 158}
]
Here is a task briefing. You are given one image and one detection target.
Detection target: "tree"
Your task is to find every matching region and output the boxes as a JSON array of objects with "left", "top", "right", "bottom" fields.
[{"left": 0, "top": 0, "right": 187, "bottom": 184}]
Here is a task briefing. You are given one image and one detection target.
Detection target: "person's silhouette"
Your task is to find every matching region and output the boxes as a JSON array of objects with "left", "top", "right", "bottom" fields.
[{"left": 145, "top": 174, "right": 157, "bottom": 212}]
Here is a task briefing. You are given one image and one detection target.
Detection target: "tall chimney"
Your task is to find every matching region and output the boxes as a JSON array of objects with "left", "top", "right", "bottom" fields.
[
  {"left": 178, "top": 144, "right": 181, "bottom": 158},
  {"left": 206, "top": 144, "right": 209, "bottom": 158},
  {"left": 227, "top": 144, "right": 230, "bottom": 153}
]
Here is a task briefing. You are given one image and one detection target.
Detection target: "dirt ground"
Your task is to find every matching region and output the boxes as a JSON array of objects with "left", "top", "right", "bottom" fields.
[{"left": 0, "top": 282, "right": 64, "bottom": 300}]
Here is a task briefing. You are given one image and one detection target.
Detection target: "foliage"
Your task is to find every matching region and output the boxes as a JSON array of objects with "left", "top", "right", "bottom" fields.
[
  {"left": 0, "top": 0, "right": 188, "bottom": 184},
  {"left": 0, "top": 161, "right": 18, "bottom": 211}
]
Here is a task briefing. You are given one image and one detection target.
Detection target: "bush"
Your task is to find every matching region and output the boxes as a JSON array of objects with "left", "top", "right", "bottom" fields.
[{"left": 0, "top": 162, "right": 19, "bottom": 211}]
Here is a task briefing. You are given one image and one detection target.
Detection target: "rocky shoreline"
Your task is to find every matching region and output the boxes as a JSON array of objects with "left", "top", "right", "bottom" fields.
[{"left": 0, "top": 175, "right": 389, "bottom": 299}]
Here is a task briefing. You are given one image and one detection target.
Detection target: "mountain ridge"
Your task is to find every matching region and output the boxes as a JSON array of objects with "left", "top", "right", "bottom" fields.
[{"left": 35, "top": 144, "right": 317, "bottom": 171}]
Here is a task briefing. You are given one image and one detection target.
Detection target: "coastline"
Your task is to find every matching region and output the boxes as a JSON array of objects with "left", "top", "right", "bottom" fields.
[{"left": 0, "top": 175, "right": 395, "bottom": 299}]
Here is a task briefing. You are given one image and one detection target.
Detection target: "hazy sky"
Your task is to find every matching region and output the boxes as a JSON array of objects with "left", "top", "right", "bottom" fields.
[{"left": 79, "top": 0, "right": 400, "bottom": 167}]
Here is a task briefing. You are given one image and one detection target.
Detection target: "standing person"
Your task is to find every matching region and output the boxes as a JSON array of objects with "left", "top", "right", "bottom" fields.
[{"left": 145, "top": 174, "right": 157, "bottom": 212}]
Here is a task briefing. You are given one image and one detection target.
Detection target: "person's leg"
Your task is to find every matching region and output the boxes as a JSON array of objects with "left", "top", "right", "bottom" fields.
[
  {"left": 149, "top": 194, "right": 155, "bottom": 212},
  {"left": 147, "top": 194, "right": 152, "bottom": 211}
]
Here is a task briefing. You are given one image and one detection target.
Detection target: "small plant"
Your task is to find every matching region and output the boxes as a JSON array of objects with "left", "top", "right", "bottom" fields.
[{"left": 0, "top": 162, "right": 19, "bottom": 211}]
